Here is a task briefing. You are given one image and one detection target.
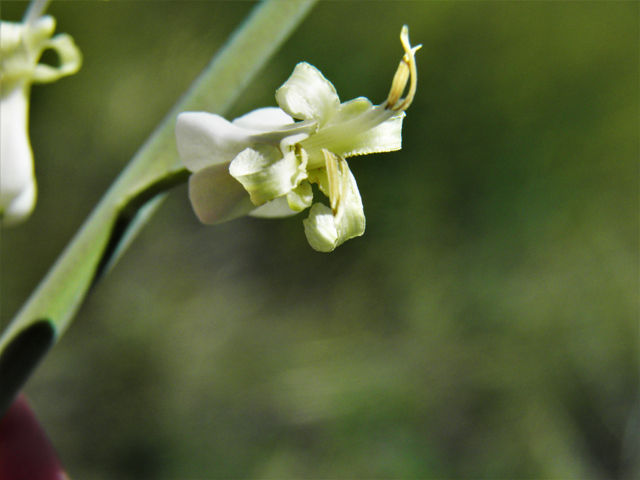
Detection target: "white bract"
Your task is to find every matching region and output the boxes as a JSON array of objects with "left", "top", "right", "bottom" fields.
[
  {"left": 176, "top": 26, "right": 420, "bottom": 251},
  {"left": 0, "top": 12, "right": 81, "bottom": 226}
]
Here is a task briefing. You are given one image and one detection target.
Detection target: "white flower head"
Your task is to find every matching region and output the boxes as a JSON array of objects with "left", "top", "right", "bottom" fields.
[
  {"left": 1, "top": 8, "right": 82, "bottom": 226},
  {"left": 176, "top": 26, "right": 420, "bottom": 251}
]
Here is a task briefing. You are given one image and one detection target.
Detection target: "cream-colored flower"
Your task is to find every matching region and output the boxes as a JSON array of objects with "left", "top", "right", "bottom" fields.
[
  {"left": 176, "top": 26, "right": 419, "bottom": 251},
  {"left": 0, "top": 12, "right": 81, "bottom": 226}
]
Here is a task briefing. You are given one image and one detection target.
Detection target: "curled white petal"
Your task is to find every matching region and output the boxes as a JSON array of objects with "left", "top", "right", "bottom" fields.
[
  {"left": 276, "top": 62, "right": 340, "bottom": 127},
  {"left": 1, "top": 16, "right": 82, "bottom": 89},
  {"left": 229, "top": 144, "right": 307, "bottom": 206},
  {"left": 32, "top": 33, "right": 82, "bottom": 83}
]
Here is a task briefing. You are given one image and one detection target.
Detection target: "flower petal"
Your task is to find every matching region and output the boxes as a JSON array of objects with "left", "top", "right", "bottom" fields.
[
  {"left": 342, "top": 110, "right": 404, "bottom": 157},
  {"left": 232, "top": 107, "right": 293, "bottom": 130},
  {"left": 229, "top": 144, "right": 307, "bottom": 206},
  {"left": 176, "top": 110, "right": 315, "bottom": 174},
  {"left": 0, "top": 86, "right": 36, "bottom": 226},
  {"left": 303, "top": 155, "right": 365, "bottom": 252},
  {"left": 188, "top": 162, "right": 255, "bottom": 225},
  {"left": 32, "top": 33, "right": 82, "bottom": 83},
  {"left": 324, "top": 97, "right": 373, "bottom": 126},
  {"left": 286, "top": 180, "right": 313, "bottom": 211},
  {"left": 275, "top": 62, "right": 340, "bottom": 127},
  {"left": 249, "top": 196, "right": 300, "bottom": 218},
  {"left": 300, "top": 104, "right": 404, "bottom": 168},
  {"left": 0, "top": 178, "right": 36, "bottom": 227},
  {"left": 176, "top": 112, "right": 259, "bottom": 172},
  {"left": 1, "top": 21, "right": 45, "bottom": 92},
  {"left": 303, "top": 199, "right": 365, "bottom": 252},
  {"left": 303, "top": 203, "right": 339, "bottom": 252},
  {"left": 1, "top": 16, "right": 81, "bottom": 90}
]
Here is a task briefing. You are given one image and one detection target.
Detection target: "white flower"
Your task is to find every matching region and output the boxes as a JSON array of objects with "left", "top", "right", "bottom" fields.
[
  {"left": 176, "top": 26, "right": 420, "bottom": 251},
  {"left": 0, "top": 13, "right": 81, "bottom": 226}
]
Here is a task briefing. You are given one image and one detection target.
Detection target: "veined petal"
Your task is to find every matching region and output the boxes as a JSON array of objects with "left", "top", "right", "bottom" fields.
[
  {"left": 176, "top": 112, "right": 260, "bottom": 172},
  {"left": 229, "top": 144, "right": 307, "bottom": 206},
  {"left": 341, "top": 110, "right": 404, "bottom": 157},
  {"left": 188, "top": 162, "right": 255, "bottom": 225},
  {"left": 275, "top": 62, "right": 340, "bottom": 127},
  {"left": 301, "top": 105, "right": 404, "bottom": 168}
]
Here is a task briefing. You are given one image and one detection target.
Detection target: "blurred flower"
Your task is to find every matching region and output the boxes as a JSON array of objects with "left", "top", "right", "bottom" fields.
[
  {"left": 176, "top": 26, "right": 419, "bottom": 251},
  {"left": 0, "top": 13, "right": 81, "bottom": 226}
]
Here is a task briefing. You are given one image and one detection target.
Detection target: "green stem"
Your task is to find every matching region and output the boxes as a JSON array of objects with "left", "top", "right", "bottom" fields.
[
  {"left": 0, "top": 0, "right": 318, "bottom": 416},
  {"left": 23, "top": 0, "right": 51, "bottom": 25},
  {"left": 90, "top": 167, "right": 191, "bottom": 286}
]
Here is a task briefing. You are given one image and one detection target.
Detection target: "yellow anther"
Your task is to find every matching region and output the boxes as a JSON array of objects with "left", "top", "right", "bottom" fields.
[
  {"left": 324, "top": 149, "right": 340, "bottom": 213},
  {"left": 386, "top": 25, "right": 421, "bottom": 111},
  {"left": 322, "top": 148, "right": 351, "bottom": 224}
]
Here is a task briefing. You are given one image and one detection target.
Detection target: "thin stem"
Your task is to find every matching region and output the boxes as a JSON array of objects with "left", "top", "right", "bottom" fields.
[
  {"left": 23, "top": 0, "right": 51, "bottom": 25},
  {"left": 91, "top": 168, "right": 190, "bottom": 285},
  {"left": 0, "top": 0, "right": 319, "bottom": 416}
]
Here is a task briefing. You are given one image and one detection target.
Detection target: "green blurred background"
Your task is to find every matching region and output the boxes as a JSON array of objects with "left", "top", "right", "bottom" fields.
[{"left": 1, "top": 1, "right": 638, "bottom": 478}]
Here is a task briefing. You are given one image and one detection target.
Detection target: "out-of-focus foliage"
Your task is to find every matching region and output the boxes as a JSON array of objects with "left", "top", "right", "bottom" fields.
[{"left": 1, "top": 1, "right": 637, "bottom": 479}]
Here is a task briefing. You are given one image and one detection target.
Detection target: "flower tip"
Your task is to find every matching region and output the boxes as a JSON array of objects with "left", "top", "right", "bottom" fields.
[{"left": 400, "top": 25, "right": 422, "bottom": 54}]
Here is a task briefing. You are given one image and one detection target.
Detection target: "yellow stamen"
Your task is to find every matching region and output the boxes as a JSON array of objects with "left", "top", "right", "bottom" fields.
[
  {"left": 323, "top": 149, "right": 351, "bottom": 224},
  {"left": 386, "top": 25, "right": 421, "bottom": 111},
  {"left": 324, "top": 149, "right": 340, "bottom": 213}
]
